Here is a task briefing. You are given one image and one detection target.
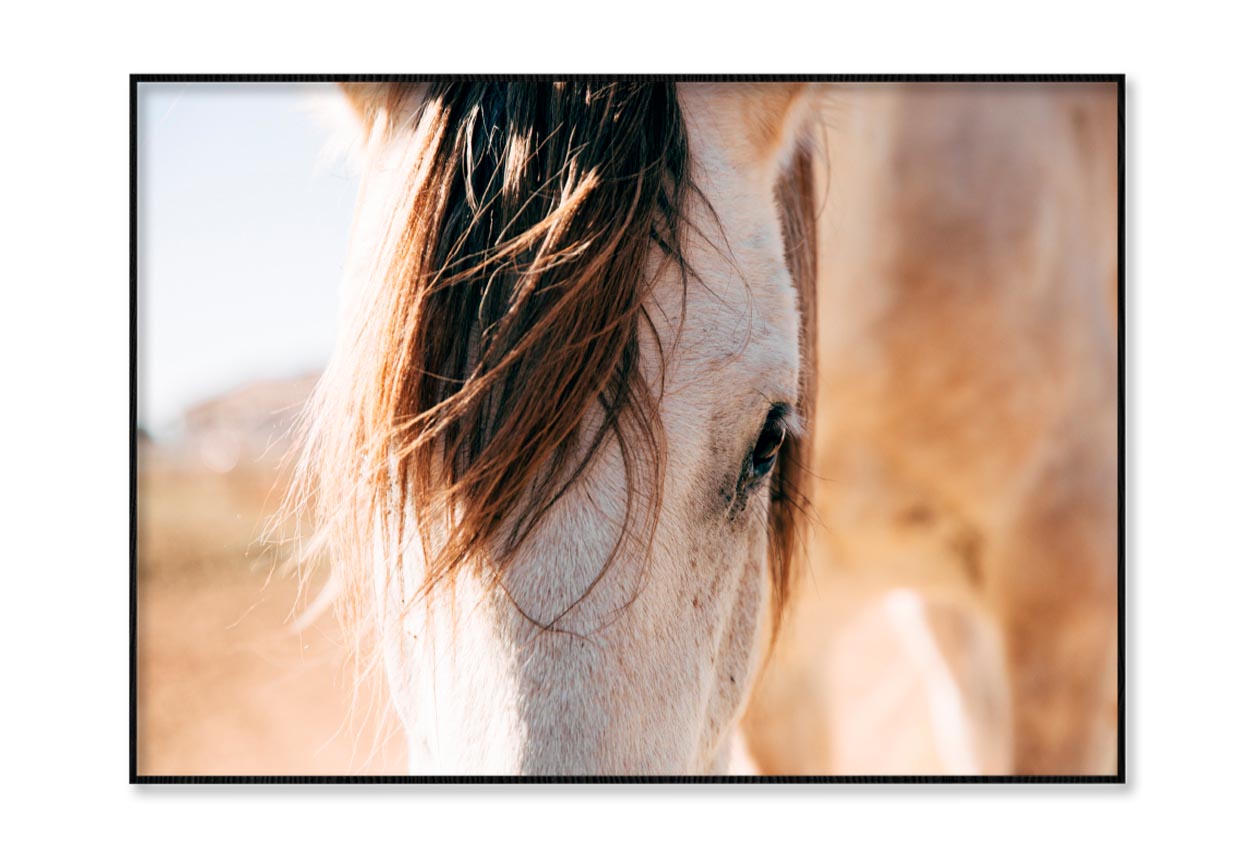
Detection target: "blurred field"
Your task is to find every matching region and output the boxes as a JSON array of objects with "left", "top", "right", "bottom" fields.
[{"left": 134, "top": 377, "right": 404, "bottom": 776}]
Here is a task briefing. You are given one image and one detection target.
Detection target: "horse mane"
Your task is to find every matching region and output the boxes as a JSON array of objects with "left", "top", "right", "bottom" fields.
[{"left": 291, "top": 81, "right": 815, "bottom": 645}]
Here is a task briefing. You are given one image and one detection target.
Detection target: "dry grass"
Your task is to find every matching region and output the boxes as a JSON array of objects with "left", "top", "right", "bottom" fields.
[{"left": 135, "top": 439, "right": 404, "bottom": 776}]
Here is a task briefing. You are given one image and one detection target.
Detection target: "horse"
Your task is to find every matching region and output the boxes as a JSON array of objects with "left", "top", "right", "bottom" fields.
[
  {"left": 294, "top": 81, "right": 1118, "bottom": 775},
  {"left": 293, "top": 81, "right": 818, "bottom": 774},
  {"left": 742, "top": 82, "right": 1119, "bottom": 775}
]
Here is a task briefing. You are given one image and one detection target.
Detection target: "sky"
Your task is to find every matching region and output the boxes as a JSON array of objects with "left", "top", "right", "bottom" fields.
[{"left": 136, "top": 83, "right": 359, "bottom": 433}]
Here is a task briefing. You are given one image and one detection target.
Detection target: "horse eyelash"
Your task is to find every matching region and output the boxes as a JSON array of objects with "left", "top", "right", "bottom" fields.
[{"left": 774, "top": 402, "right": 805, "bottom": 440}]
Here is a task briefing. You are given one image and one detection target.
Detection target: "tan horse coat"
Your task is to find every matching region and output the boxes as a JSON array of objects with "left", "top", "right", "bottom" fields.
[{"left": 743, "top": 83, "right": 1119, "bottom": 775}]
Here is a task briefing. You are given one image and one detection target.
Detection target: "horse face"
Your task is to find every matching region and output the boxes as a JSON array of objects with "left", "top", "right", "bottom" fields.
[{"left": 341, "top": 84, "right": 813, "bottom": 774}]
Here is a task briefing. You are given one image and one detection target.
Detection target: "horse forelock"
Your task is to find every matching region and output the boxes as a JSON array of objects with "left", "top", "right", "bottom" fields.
[{"left": 294, "top": 82, "right": 816, "bottom": 650}]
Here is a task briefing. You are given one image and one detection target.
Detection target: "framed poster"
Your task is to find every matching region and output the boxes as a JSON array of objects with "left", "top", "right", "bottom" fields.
[{"left": 132, "top": 75, "right": 1123, "bottom": 782}]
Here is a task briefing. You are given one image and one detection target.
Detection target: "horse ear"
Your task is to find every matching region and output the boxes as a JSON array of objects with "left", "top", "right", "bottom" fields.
[
  {"left": 684, "top": 83, "right": 816, "bottom": 174},
  {"left": 339, "top": 82, "right": 428, "bottom": 137},
  {"left": 739, "top": 82, "right": 814, "bottom": 160}
]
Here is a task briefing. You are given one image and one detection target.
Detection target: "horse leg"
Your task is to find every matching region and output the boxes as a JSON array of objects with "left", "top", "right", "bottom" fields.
[
  {"left": 987, "top": 420, "right": 1119, "bottom": 775},
  {"left": 825, "top": 587, "right": 1013, "bottom": 774}
]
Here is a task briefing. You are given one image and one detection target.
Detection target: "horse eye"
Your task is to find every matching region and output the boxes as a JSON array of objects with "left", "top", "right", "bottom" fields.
[{"left": 750, "top": 411, "right": 787, "bottom": 478}]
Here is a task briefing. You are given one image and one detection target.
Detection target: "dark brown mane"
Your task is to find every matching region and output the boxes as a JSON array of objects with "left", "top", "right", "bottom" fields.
[{"left": 292, "top": 82, "right": 815, "bottom": 638}]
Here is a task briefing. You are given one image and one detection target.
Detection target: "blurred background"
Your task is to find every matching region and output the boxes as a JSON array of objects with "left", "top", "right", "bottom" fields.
[{"left": 136, "top": 82, "right": 403, "bottom": 774}]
